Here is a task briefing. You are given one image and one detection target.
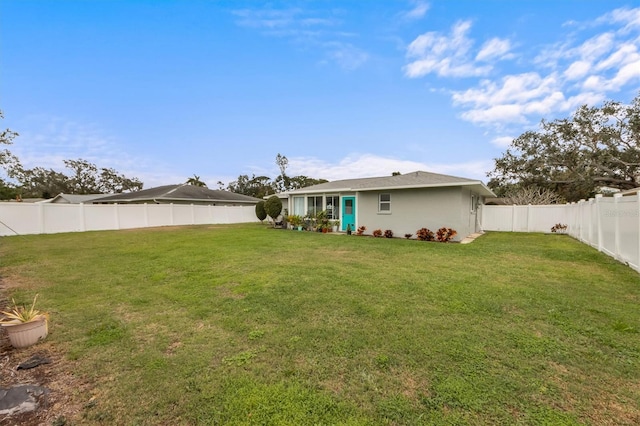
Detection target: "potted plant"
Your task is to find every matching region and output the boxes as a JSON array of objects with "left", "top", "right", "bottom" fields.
[
  {"left": 0, "top": 294, "right": 48, "bottom": 348},
  {"left": 331, "top": 220, "right": 340, "bottom": 232},
  {"left": 288, "top": 215, "right": 303, "bottom": 231},
  {"left": 316, "top": 210, "right": 330, "bottom": 233}
]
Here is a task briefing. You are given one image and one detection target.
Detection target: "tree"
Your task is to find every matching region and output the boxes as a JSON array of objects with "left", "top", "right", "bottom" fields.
[
  {"left": 10, "top": 158, "right": 142, "bottom": 198},
  {"left": 224, "top": 154, "right": 328, "bottom": 195},
  {"left": 287, "top": 175, "right": 328, "bottom": 189},
  {"left": 488, "top": 93, "right": 640, "bottom": 202},
  {"left": 255, "top": 200, "right": 267, "bottom": 223},
  {"left": 227, "top": 174, "right": 274, "bottom": 199},
  {"left": 10, "top": 166, "right": 71, "bottom": 198},
  {"left": 186, "top": 174, "right": 207, "bottom": 187},
  {"left": 265, "top": 195, "right": 283, "bottom": 227},
  {"left": 274, "top": 153, "right": 291, "bottom": 192},
  {"left": 0, "top": 111, "right": 20, "bottom": 199},
  {"left": 503, "top": 186, "right": 565, "bottom": 205},
  {"left": 0, "top": 110, "right": 143, "bottom": 199},
  {"left": 97, "top": 167, "right": 143, "bottom": 193}
]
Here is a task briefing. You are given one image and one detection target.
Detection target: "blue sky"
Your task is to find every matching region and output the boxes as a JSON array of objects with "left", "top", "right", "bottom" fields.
[{"left": 1, "top": 1, "right": 639, "bottom": 189}]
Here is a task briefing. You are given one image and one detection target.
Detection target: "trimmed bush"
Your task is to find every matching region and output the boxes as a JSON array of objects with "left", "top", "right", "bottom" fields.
[
  {"left": 373, "top": 229, "right": 383, "bottom": 238},
  {"left": 255, "top": 201, "right": 267, "bottom": 223},
  {"left": 416, "top": 228, "right": 435, "bottom": 241},
  {"left": 265, "top": 196, "right": 283, "bottom": 227},
  {"left": 436, "top": 227, "right": 457, "bottom": 242},
  {"left": 384, "top": 230, "right": 393, "bottom": 238}
]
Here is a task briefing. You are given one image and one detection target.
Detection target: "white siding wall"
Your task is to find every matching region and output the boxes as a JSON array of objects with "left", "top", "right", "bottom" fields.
[{"left": 357, "top": 187, "right": 473, "bottom": 240}]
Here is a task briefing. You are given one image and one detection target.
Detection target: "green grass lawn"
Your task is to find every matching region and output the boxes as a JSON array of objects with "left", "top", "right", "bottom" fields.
[{"left": 1, "top": 224, "right": 639, "bottom": 425}]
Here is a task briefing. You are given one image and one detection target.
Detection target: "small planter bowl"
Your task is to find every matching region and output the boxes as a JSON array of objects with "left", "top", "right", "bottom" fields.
[{"left": 2, "top": 317, "right": 48, "bottom": 348}]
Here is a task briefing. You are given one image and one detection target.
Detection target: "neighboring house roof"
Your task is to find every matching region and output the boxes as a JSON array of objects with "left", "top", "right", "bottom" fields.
[
  {"left": 39, "top": 193, "right": 113, "bottom": 204},
  {"left": 2, "top": 198, "right": 46, "bottom": 203},
  {"left": 484, "top": 197, "right": 512, "bottom": 205},
  {"left": 93, "top": 184, "right": 262, "bottom": 204},
  {"left": 288, "top": 171, "right": 496, "bottom": 197},
  {"left": 621, "top": 187, "right": 640, "bottom": 196}
]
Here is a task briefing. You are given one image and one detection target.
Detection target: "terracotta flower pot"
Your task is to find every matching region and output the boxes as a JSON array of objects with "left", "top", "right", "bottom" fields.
[{"left": 2, "top": 317, "right": 48, "bottom": 348}]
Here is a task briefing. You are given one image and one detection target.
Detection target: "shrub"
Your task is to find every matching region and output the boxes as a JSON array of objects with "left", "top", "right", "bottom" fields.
[
  {"left": 373, "top": 229, "right": 383, "bottom": 238},
  {"left": 436, "top": 227, "right": 457, "bottom": 242},
  {"left": 384, "top": 230, "right": 393, "bottom": 238},
  {"left": 551, "top": 223, "right": 567, "bottom": 233},
  {"left": 356, "top": 225, "right": 367, "bottom": 236},
  {"left": 255, "top": 201, "right": 267, "bottom": 223},
  {"left": 265, "top": 196, "right": 283, "bottom": 227},
  {"left": 404, "top": 233, "right": 413, "bottom": 239},
  {"left": 416, "top": 228, "right": 434, "bottom": 241}
]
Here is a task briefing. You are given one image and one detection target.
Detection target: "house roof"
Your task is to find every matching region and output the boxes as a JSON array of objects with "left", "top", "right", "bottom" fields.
[
  {"left": 93, "top": 184, "right": 263, "bottom": 204},
  {"left": 287, "top": 171, "right": 496, "bottom": 197},
  {"left": 39, "top": 193, "right": 113, "bottom": 204},
  {"left": 620, "top": 187, "right": 640, "bottom": 196}
]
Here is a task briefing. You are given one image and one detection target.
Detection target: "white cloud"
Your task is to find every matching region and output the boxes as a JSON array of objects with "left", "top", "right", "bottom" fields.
[
  {"left": 453, "top": 72, "right": 568, "bottom": 126},
  {"left": 476, "top": 38, "right": 513, "bottom": 62},
  {"left": 402, "top": 1, "right": 430, "bottom": 20},
  {"left": 287, "top": 153, "right": 491, "bottom": 182},
  {"left": 564, "top": 60, "right": 591, "bottom": 80},
  {"left": 577, "top": 33, "right": 615, "bottom": 62},
  {"left": 405, "top": 20, "right": 496, "bottom": 78},
  {"left": 597, "top": 7, "right": 640, "bottom": 32},
  {"left": 491, "top": 136, "right": 514, "bottom": 148},
  {"left": 232, "top": 6, "right": 368, "bottom": 71},
  {"left": 324, "top": 42, "right": 369, "bottom": 70},
  {"left": 595, "top": 42, "right": 638, "bottom": 71},
  {"left": 411, "top": 6, "right": 640, "bottom": 132},
  {"left": 10, "top": 115, "right": 171, "bottom": 188},
  {"left": 453, "top": 73, "right": 558, "bottom": 108}
]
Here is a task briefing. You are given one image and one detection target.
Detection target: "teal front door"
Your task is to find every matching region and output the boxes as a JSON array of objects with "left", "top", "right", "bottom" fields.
[{"left": 342, "top": 197, "right": 355, "bottom": 232}]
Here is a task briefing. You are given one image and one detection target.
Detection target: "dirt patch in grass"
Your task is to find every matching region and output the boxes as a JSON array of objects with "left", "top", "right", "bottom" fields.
[
  {"left": 216, "top": 282, "right": 246, "bottom": 300},
  {"left": 0, "top": 339, "right": 88, "bottom": 425}
]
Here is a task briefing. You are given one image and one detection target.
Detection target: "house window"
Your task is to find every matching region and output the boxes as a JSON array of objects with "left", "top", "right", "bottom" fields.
[
  {"left": 379, "top": 193, "right": 391, "bottom": 212},
  {"left": 326, "top": 196, "right": 340, "bottom": 219},
  {"left": 307, "top": 196, "right": 323, "bottom": 216},
  {"left": 345, "top": 199, "right": 353, "bottom": 214},
  {"left": 470, "top": 195, "right": 476, "bottom": 213},
  {"left": 293, "top": 197, "right": 305, "bottom": 216}
]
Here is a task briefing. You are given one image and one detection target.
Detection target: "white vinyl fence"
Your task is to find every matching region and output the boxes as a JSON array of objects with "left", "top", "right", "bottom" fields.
[
  {"left": 0, "top": 203, "right": 259, "bottom": 237},
  {"left": 481, "top": 191, "right": 640, "bottom": 273}
]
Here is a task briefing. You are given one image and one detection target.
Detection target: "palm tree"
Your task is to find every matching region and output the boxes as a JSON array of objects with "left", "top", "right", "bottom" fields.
[{"left": 186, "top": 174, "right": 207, "bottom": 187}]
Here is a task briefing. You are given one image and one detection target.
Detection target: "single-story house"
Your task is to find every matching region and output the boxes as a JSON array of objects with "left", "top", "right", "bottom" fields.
[
  {"left": 93, "top": 184, "right": 263, "bottom": 206},
  {"left": 285, "top": 171, "right": 495, "bottom": 240}
]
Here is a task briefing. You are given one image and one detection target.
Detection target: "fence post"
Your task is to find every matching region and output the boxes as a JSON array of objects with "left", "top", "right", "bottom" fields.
[
  {"left": 595, "top": 195, "right": 603, "bottom": 252},
  {"left": 637, "top": 191, "right": 640, "bottom": 272},
  {"left": 191, "top": 204, "right": 195, "bottom": 225},
  {"left": 578, "top": 200, "right": 591, "bottom": 244},
  {"left": 144, "top": 203, "right": 149, "bottom": 228},
  {"left": 526, "top": 204, "right": 531, "bottom": 232},
  {"left": 114, "top": 203, "right": 120, "bottom": 230},
  {"left": 79, "top": 203, "right": 86, "bottom": 232},
  {"left": 38, "top": 203, "right": 45, "bottom": 234},
  {"left": 511, "top": 205, "right": 516, "bottom": 232},
  {"left": 169, "top": 203, "right": 174, "bottom": 225},
  {"left": 613, "top": 194, "right": 622, "bottom": 261}
]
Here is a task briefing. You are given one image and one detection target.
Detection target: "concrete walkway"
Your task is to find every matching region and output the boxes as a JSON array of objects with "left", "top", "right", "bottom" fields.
[{"left": 460, "top": 232, "right": 484, "bottom": 244}]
